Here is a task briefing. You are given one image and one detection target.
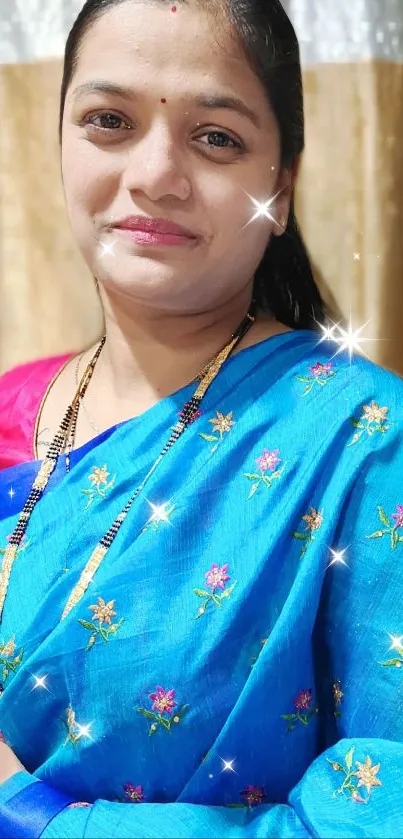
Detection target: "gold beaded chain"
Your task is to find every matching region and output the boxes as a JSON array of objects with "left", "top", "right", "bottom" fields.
[{"left": 0, "top": 305, "right": 256, "bottom": 625}]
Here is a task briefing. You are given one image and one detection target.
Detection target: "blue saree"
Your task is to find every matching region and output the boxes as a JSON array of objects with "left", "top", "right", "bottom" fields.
[{"left": 1, "top": 330, "right": 403, "bottom": 838}]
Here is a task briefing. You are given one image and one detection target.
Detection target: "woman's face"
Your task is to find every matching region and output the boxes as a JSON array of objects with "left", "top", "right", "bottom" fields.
[{"left": 61, "top": 0, "right": 293, "bottom": 314}]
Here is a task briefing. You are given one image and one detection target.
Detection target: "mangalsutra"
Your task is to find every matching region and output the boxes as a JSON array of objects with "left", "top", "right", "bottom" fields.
[
  {"left": 0, "top": 305, "right": 256, "bottom": 625},
  {"left": 75, "top": 350, "right": 101, "bottom": 435}
]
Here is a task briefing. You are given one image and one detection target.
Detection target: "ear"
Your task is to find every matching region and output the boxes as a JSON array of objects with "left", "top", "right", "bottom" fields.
[{"left": 272, "top": 156, "right": 299, "bottom": 238}]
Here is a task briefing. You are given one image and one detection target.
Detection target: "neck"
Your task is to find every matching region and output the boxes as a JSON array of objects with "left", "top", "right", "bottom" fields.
[{"left": 91, "top": 287, "right": 262, "bottom": 403}]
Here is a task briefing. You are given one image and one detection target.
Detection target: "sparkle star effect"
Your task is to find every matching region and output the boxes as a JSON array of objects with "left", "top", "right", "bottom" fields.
[
  {"left": 240, "top": 188, "right": 287, "bottom": 233},
  {"left": 31, "top": 674, "right": 50, "bottom": 692},
  {"left": 146, "top": 501, "right": 176, "bottom": 527},
  {"left": 220, "top": 758, "right": 236, "bottom": 773},
  {"left": 76, "top": 723, "right": 93, "bottom": 740},
  {"left": 99, "top": 240, "right": 116, "bottom": 258},
  {"left": 8, "top": 488, "right": 15, "bottom": 500},
  {"left": 317, "top": 316, "right": 376, "bottom": 362},
  {"left": 388, "top": 634, "right": 403, "bottom": 651},
  {"left": 327, "top": 548, "right": 349, "bottom": 569}
]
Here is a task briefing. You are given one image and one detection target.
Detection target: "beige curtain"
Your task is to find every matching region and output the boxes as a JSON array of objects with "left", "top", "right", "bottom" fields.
[{"left": 1, "top": 0, "right": 402, "bottom": 375}]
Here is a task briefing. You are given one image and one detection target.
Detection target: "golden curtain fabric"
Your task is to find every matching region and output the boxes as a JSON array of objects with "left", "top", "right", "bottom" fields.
[{"left": 0, "top": 2, "right": 402, "bottom": 375}]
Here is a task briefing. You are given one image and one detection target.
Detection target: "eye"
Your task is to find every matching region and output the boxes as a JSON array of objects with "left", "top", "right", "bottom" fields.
[
  {"left": 81, "top": 111, "right": 133, "bottom": 132},
  {"left": 198, "top": 130, "right": 244, "bottom": 152}
]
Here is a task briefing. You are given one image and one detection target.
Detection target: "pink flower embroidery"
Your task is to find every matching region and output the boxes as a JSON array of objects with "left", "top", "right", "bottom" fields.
[
  {"left": 240, "top": 785, "right": 266, "bottom": 807},
  {"left": 296, "top": 361, "right": 336, "bottom": 395},
  {"left": 309, "top": 362, "right": 333, "bottom": 377},
  {"left": 367, "top": 505, "right": 403, "bottom": 550},
  {"left": 123, "top": 783, "right": 145, "bottom": 803},
  {"left": 138, "top": 687, "right": 188, "bottom": 735},
  {"left": 194, "top": 564, "right": 237, "bottom": 617},
  {"left": 205, "top": 563, "right": 230, "bottom": 591},
  {"left": 149, "top": 686, "right": 176, "bottom": 715},
  {"left": 256, "top": 449, "right": 281, "bottom": 473},
  {"left": 294, "top": 689, "right": 313, "bottom": 711},
  {"left": 245, "top": 448, "right": 284, "bottom": 498},
  {"left": 282, "top": 688, "right": 318, "bottom": 732},
  {"left": 392, "top": 505, "right": 403, "bottom": 529}
]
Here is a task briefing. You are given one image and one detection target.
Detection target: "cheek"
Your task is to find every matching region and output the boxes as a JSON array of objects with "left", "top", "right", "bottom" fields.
[
  {"left": 62, "top": 141, "right": 119, "bottom": 218},
  {"left": 205, "top": 172, "right": 276, "bottom": 253}
]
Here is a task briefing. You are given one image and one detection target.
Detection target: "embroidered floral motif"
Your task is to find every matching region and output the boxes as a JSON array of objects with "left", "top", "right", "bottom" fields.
[
  {"left": 194, "top": 563, "right": 237, "bottom": 617},
  {"left": 78, "top": 598, "right": 124, "bottom": 651},
  {"left": 381, "top": 636, "right": 403, "bottom": 669},
  {"left": 366, "top": 505, "right": 403, "bottom": 550},
  {"left": 293, "top": 507, "right": 324, "bottom": 558},
  {"left": 281, "top": 689, "right": 318, "bottom": 732},
  {"left": 63, "top": 707, "right": 92, "bottom": 747},
  {"left": 333, "top": 680, "right": 344, "bottom": 717},
  {"left": 227, "top": 785, "right": 267, "bottom": 809},
  {"left": 137, "top": 686, "right": 188, "bottom": 736},
  {"left": 123, "top": 783, "right": 145, "bottom": 803},
  {"left": 251, "top": 638, "right": 267, "bottom": 667},
  {"left": 0, "top": 637, "right": 24, "bottom": 688},
  {"left": 348, "top": 402, "right": 390, "bottom": 447},
  {"left": 199, "top": 411, "right": 235, "bottom": 452},
  {"left": 296, "top": 361, "right": 336, "bottom": 396},
  {"left": 329, "top": 748, "right": 382, "bottom": 803},
  {"left": 82, "top": 465, "right": 117, "bottom": 510},
  {"left": 244, "top": 448, "right": 284, "bottom": 499}
]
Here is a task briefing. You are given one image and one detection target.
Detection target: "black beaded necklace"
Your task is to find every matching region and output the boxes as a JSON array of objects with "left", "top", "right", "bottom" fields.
[{"left": 0, "top": 305, "right": 256, "bottom": 624}]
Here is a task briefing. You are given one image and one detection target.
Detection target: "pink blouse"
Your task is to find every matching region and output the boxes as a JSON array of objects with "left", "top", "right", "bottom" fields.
[{"left": 0, "top": 354, "right": 73, "bottom": 470}]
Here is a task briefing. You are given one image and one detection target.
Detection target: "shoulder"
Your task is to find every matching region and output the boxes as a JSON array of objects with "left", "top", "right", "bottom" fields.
[
  {"left": 0, "top": 353, "right": 73, "bottom": 468},
  {"left": 289, "top": 331, "right": 403, "bottom": 410}
]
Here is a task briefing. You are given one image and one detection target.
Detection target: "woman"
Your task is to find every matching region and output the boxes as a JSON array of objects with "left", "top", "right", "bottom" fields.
[{"left": 0, "top": 0, "right": 402, "bottom": 836}]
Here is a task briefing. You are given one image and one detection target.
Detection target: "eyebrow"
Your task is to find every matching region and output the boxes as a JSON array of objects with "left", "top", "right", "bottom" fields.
[{"left": 71, "top": 80, "right": 262, "bottom": 129}]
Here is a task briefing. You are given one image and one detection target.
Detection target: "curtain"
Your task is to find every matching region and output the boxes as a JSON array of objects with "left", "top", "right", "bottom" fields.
[{"left": 0, "top": 0, "right": 402, "bottom": 374}]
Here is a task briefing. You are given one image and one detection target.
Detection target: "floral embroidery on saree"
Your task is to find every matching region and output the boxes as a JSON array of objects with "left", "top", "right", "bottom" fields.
[
  {"left": 81, "top": 465, "right": 117, "bottom": 510},
  {"left": 123, "top": 783, "right": 145, "bottom": 803},
  {"left": 194, "top": 563, "right": 237, "bottom": 618},
  {"left": 329, "top": 748, "right": 382, "bottom": 803},
  {"left": 0, "top": 637, "right": 23, "bottom": 692},
  {"left": 227, "top": 785, "right": 267, "bottom": 809},
  {"left": 63, "top": 707, "right": 92, "bottom": 747},
  {"left": 244, "top": 449, "right": 284, "bottom": 499},
  {"left": 348, "top": 402, "right": 390, "bottom": 447},
  {"left": 293, "top": 507, "right": 324, "bottom": 558},
  {"left": 366, "top": 504, "right": 403, "bottom": 550},
  {"left": 295, "top": 361, "right": 336, "bottom": 396},
  {"left": 78, "top": 597, "right": 124, "bottom": 651},
  {"left": 199, "top": 411, "right": 235, "bottom": 452},
  {"left": 137, "top": 686, "right": 188, "bottom": 736},
  {"left": 282, "top": 689, "right": 318, "bottom": 732}
]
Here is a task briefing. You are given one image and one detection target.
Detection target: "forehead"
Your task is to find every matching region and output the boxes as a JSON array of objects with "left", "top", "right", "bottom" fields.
[{"left": 72, "top": 1, "right": 266, "bottom": 105}]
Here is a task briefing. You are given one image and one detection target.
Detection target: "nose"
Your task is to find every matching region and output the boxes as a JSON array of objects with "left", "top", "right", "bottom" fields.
[{"left": 121, "top": 122, "right": 192, "bottom": 202}]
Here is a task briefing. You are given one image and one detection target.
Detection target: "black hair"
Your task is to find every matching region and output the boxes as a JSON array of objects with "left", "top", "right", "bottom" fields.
[{"left": 59, "top": 0, "right": 327, "bottom": 329}]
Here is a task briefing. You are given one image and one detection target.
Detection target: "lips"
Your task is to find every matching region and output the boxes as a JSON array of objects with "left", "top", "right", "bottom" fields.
[{"left": 112, "top": 216, "right": 197, "bottom": 239}]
